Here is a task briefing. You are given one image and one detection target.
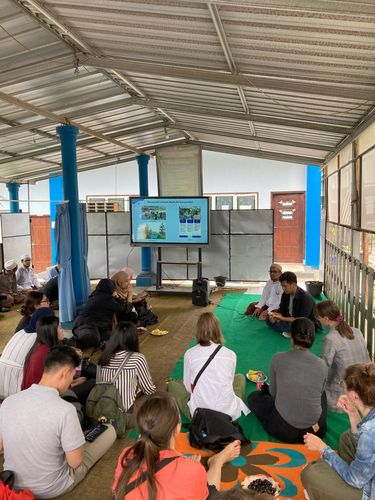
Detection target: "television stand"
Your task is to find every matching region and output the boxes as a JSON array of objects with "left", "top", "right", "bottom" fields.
[{"left": 155, "top": 247, "right": 202, "bottom": 290}]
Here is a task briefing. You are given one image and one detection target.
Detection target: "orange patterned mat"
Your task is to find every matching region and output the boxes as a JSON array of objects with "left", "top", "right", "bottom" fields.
[{"left": 175, "top": 433, "right": 320, "bottom": 499}]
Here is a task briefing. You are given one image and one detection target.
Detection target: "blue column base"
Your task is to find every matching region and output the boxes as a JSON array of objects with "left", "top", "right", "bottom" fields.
[{"left": 136, "top": 271, "right": 155, "bottom": 287}]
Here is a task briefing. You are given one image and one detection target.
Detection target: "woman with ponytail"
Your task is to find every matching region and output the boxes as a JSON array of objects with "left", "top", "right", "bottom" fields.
[
  {"left": 316, "top": 300, "right": 370, "bottom": 412},
  {"left": 112, "top": 392, "right": 241, "bottom": 499},
  {"left": 303, "top": 362, "right": 375, "bottom": 500}
]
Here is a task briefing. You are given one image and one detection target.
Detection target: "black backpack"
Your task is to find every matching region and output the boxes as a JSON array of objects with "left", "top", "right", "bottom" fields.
[
  {"left": 134, "top": 300, "right": 158, "bottom": 327},
  {"left": 189, "top": 407, "right": 249, "bottom": 451}
]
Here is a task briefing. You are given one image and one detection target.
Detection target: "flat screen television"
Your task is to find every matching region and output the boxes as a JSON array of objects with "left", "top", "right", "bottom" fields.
[{"left": 130, "top": 196, "right": 209, "bottom": 246}]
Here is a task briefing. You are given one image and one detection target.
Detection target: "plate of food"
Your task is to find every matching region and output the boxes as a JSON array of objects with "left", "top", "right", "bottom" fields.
[
  {"left": 242, "top": 475, "right": 280, "bottom": 497},
  {"left": 246, "top": 369, "right": 267, "bottom": 383},
  {"left": 150, "top": 328, "right": 168, "bottom": 336}
]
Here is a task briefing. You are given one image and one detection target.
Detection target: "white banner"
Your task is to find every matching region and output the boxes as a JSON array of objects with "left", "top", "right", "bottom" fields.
[{"left": 156, "top": 144, "right": 202, "bottom": 196}]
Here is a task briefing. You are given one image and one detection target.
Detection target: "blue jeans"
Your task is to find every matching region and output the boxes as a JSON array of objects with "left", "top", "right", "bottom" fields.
[{"left": 266, "top": 317, "right": 290, "bottom": 333}]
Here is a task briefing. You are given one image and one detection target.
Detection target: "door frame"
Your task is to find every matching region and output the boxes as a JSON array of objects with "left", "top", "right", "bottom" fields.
[{"left": 271, "top": 191, "right": 306, "bottom": 263}]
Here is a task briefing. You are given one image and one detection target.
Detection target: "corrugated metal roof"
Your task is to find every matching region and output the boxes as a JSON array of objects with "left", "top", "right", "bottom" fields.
[{"left": 0, "top": 0, "right": 375, "bottom": 182}]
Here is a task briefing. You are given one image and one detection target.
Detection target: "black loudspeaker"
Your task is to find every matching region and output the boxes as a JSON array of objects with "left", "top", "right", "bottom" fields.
[{"left": 192, "top": 278, "right": 210, "bottom": 306}]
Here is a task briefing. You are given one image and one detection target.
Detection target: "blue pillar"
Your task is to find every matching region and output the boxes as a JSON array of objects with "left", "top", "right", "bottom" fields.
[
  {"left": 56, "top": 125, "right": 85, "bottom": 309},
  {"left": 49, "top": 176, "right": 64, "bottom": 265},
  {"left": 305, "top": 165, "right": 321, "bottom": 268},
  {"left": 136, "top": 154, "right": 154, "bottom": 286},
  {"left": 6, "top": 182, "right": 20, "bottom": 213}
]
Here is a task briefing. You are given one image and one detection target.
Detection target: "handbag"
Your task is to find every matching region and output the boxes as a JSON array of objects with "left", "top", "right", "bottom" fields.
[
  {"left": 0, "top": 472, "right": 34, "bottom": 499},
  {"left": 189, "top": 407, "right": 249, "bottom": 451}
]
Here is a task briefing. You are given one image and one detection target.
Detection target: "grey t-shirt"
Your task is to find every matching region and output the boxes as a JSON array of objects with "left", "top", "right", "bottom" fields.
[
  {"left": 322, "top": 327, "right": 370, "bottom": 411},
  {"left": 270, "top": 349, "right": 328, "bottom": 429},
  {"left": 0, "top": 384, "right": 85, "bottom": 499}
]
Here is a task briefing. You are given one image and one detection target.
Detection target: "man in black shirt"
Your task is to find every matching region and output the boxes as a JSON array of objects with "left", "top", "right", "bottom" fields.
[{"left": 266, "top": 271, "right": 320, "bottom": 337}]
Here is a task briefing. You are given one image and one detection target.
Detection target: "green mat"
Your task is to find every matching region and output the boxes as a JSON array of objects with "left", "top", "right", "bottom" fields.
[{"left": 170, "top": 293, "right": 349, "bottom": 449}]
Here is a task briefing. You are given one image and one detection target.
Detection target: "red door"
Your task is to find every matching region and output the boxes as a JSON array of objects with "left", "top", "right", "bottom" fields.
[
  {"left": 271, "top": 192, "right": 305, "bottom": 263},
  {"left": 30, "top": 215, "right": 52, "bottom": 273}
]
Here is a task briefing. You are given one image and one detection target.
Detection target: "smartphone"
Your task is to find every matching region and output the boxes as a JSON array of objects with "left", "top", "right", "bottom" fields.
[{"left": 85, "top": 424, "right": 107, "bottom": 442}]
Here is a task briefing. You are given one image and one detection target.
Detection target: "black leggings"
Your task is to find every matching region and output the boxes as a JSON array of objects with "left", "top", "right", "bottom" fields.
[{"left": 247, "top": 389, "right": 327, "bottom": 443}]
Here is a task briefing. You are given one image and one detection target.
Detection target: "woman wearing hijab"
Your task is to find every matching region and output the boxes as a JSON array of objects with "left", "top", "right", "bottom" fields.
[
  {"left": 73, "top": 279, "right": 127, "bottom": 347},
  {"left": 111, "top": 268, "right": 157, "bottom": 327},
  {"left": 0, "top": 307, "right": 55, "bottom": 399}
]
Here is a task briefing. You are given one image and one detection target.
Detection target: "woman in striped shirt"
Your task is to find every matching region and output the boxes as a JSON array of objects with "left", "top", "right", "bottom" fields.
[{"left": 97, "top": 321, "right": 156, "bottom": 411}]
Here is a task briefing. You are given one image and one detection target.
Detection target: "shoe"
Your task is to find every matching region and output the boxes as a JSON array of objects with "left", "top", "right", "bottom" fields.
[
  {"left": 282, "top": 331, "right": 291, "bottom": 338},
  {"left": 137, "top": 326, "right": 148, "bottom": 335},
  {"left": 0, "top": 307, "right": 10, "bottom": 312}
]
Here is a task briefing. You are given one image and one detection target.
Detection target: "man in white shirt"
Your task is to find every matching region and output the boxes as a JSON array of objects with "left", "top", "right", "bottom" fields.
[
  {"left": 0, "top": 259, "right": 25, "bottom": 309},
  {"left": 0, "top": 345, "right": 116, "bottom": 499},
  {"left": 245, "top": 263, "right": 283, "bottom": 320},
  {"left": 16, "top": 253, "right": 41, "bottom": 291}
]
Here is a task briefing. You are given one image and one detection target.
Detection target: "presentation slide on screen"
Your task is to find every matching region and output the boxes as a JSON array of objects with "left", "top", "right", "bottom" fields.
[{"left": 130, "top": 197, "right": 209, "bottom": 245}]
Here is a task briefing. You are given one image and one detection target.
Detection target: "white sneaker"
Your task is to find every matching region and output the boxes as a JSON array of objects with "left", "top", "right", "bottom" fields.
[{"left": 282, "top": 331, "right": 291, "bottom": 338}]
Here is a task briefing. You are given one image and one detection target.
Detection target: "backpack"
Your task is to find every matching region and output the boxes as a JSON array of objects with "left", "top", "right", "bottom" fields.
[
  {"left": 134, "top": 300, "right": 158, "bottom": 327},
  {"left": 189, "top": 407, "right": 249, "bottom": 451},
  {"left": 85, "top": 354, "right": 131, "bottom": 438},
  {"left": 0, "top": 471, "right": 34, "bottom": 499}
]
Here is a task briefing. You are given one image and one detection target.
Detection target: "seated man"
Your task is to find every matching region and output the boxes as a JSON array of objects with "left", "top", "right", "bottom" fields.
[
  {"left": 43, "top": 275, "right": 59, "bottom": 304},
  {"left": 0, "top": 259, "right": 24, "bottom": 310},
  {"left": 47, "top": 263, "right": 59, "bottom": 280},
  {"left": 0, "top": 345, "right": 116, "bottom": 499},
  {"left": 246, "top": 263, "right": 282, "bottom": 320},
  {"left": 266, "top": 271, "right": 319, "bottom": 337},
  {"left": 16, "top": 254, "right": 41, "bottom": 291}
]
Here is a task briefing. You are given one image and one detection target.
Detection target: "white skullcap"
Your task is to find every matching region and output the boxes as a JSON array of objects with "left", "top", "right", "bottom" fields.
[
  {"left": 4, "top": 259, "right": 17, "bottom": 271},
  {"left": 21, "top": 254, "right": 31, "bottom": 261}
]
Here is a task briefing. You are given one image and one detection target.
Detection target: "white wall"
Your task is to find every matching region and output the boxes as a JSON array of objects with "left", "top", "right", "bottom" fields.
[
  {"left": 202, "top": 151, "right": 306, "bottom": 209},
  {"left": 0, "top": 181, "right": 50, "bottom": 214},
  {"left": 0, "top": 151, "right": 306, "bottom": 214},
  {"left": 76, "top": 158, "right": 158, "bottom": 200}
]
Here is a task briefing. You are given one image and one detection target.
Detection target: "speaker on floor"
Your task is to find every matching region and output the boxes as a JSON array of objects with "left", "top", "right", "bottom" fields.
[{"left": 192, "top": 278, "right": 209, "bottom": 306}]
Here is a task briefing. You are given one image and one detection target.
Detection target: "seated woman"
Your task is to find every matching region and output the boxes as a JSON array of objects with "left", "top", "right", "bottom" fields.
[
  {"left": 247, "top": 318, "right": 328, "bottom": 443},
  {"left": 316, "top": 300, "right": 370, "bottom": 412},
  {"left": 21, "top": 315, "right": 95, "bottom": 406},
  {"left": 0, "top": 307, "right": 55, "bottom": 400},
  {"left": 21, "top": 316, "right": 64, "bottom": 390},
  {"left": 14, "top": 291, "right": 47, "bottom": 333},
  {"left": 112, "top": 392, "right": 241, "bottom": 499},
  {"left": 111, "top": 267, "right": 157, "bottom": 326},
  {"left": 97, "top": 321, "right": 156, "bottom": 415},
  {"left": 73, "top": 279, "right": 127, "bottom": 347},
  {"left": 302, "top": 362, "right": 375, "bottom": 500},
  {"left": 167, "top": 312, "right": 249, "bottom": 420}
]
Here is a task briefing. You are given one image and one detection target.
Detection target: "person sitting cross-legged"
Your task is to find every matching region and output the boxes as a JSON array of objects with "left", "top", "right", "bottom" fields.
[
  {"left": 245, "top": 263, "right": 283, "bottom": 320},
  {"left": 266, "top": 271, "right": 320, "bottom": 337},
  {"left": 302, "top": 362, "right": 375, "bottom": 500},
  {"left": 0, "top": 345, "right": 116, "bottom": 499},
  {"left": 0, "top": 259, "right": 24, "bottom": 309},
  {"left": 167, "top": 312, "right": 249, "bottom": 421},
  {"left": 112, "top": 392, "right": 241, "bottom": 499},
  {"left": 14, "top": 290, "right": 46, "bottom": 333},
  {"left": 16, "top": 254, "right": 41, "bottom": 291},
  {"left": 73, "top": 278, "right": 127, "bottom": 347},
  {"left": 247, "top": 318, "right": 328, "bottom": 444},
  {"left": 316, "top": 300, "right": 370, "bottom": 413},
  {"left": 97, "top": 321, "right": 156, "bottom": 422},
  {"left": 0, "top": 307, "right": 55, "bottom": 400}
]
